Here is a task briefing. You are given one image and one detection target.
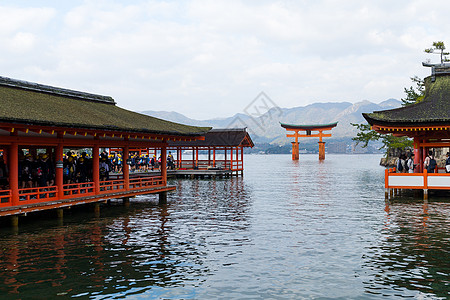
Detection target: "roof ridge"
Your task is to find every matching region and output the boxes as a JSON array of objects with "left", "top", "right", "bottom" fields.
[
  {"left": 0, "top": 76, "right": 115, "bottom": 105},
  {"left": 210, "top": 128, "right": 247, "bottom": 132}
]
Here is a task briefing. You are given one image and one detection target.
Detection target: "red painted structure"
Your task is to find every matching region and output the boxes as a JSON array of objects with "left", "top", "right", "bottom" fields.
[
  {"left": 363, "top": 62, "right": 450, "bottom": 199},
  {"left": 168, "top": 128, "right": 254, "bottom": 175},
  {"left": 0, "top": 76, "right": 209, "bottom": 218},
  {"left": 280, "top": 122, "right": 338, "bottom": 160}
]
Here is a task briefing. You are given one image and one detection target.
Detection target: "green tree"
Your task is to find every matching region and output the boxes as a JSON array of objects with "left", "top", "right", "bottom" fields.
[
  {"left": 424, "top": 41, "right": 449, "bottom": 64},
  {"left": 401, "top": 76, "right": 424, "bottom": 106},
  {"left": 351, "top": 123, "right": 413, "bottom": 153}
]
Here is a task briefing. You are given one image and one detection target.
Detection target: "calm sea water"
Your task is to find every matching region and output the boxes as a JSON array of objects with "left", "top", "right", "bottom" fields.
[{"left": 0, "top": 154, "right": 449, "bottom": 299}]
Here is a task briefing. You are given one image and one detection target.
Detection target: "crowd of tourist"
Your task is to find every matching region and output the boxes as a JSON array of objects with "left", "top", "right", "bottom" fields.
[
  {"left": 0, "top": 150, "right": 177, "bottom": 190},
  {"left": 396, "top": 150, "right": 450, "bottom": 173}
]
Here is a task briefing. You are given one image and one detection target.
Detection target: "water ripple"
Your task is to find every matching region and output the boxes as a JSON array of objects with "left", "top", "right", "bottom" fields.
[{"left": 0, "top": 154, "right": 448, "bottom": 299}]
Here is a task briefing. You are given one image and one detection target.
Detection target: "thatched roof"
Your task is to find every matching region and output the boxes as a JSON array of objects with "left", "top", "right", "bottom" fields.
[
  {"left": 0, "top": 76, "right": 210, "bottom": 136},
  {"left": 363, "top": 72, "right": 450, "bottom": 127},
  {"left": 169, "top": 128, "right": 254, "bottom": 147}
]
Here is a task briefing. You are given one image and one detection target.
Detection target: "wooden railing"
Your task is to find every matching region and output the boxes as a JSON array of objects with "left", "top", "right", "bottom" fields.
[
  {"left": 0, "top": 175, "right": 166, "bottom": 209},
  {"left": 63, "top": 182, "right": 95, "bottom": 198},
  {"left": 231, "top": 160, "right": 243, "bottom": 171},
  {"left": 99, "top": 179, "right": 125, "bottom": 193},
  {"left": 19, "top": 186, "right": 58, "bottom": 204},
  {"left": 0, "top": 190, "right": 11, "bottom": 208},
  {"left": 130, "top": 176, "right": 163, "bottom": 189},
  {"left": 385, "top": 168, "right": 450, "bottom": 190}
]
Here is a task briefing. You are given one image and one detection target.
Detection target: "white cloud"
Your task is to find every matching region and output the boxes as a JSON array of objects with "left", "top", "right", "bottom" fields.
[{"left": 1, "top": 0, "right": 450, "bottom": 119}]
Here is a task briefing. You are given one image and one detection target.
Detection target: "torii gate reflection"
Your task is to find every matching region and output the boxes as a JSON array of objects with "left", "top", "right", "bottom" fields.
[{"left": 280, "top": 122, "right": 338, "bottom": 160}]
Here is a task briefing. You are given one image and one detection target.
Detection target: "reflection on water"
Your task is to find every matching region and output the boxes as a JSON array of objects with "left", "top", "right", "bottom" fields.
[
  {"left": 363, "top": 199, "right": 450, "bottom": 299},
  {"left": 0, "top": 177, "right": 252, "bottom": 299},
  {"left": 0, "top": 154, "right": 448, "bottom": 299}
]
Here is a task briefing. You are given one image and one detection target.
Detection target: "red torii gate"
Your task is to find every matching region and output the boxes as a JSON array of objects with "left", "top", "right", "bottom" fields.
[{"left": 280, "top": 122, "right": 338, "bottom": 160}]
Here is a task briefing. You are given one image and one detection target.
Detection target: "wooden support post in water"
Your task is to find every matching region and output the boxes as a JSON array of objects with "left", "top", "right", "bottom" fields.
[
  {"left": 159, "top": 191, "right": 167, "bottom": 205},
  {"left": 56, "top": 208, "right": 64, "bottom": 226},
  {"left": 57, "top": 208, "right": 64, "bottom": 219},
  {"left": 318, "top": 141, "right": 325, "bottom": 160},
  {"left": 390, "top": 188, "right": 394, "bottom": 198},
  {"left": 94, "top": 202, "right": 100, "bottom": 217},
  {"left": 123, "top": 197, "right": 130, "bottom": 207},
  {"left": 423, "top": 189, "right": 428, "bottom": 201},
  {"left": 385, "top": 188, "right": 389, "bottom": 200},
  {"left": 291, "top": 142, "right": 299, "bottom": 160},
  {"left": 10, "top": 215, "right": 19, "bottom": 228}
]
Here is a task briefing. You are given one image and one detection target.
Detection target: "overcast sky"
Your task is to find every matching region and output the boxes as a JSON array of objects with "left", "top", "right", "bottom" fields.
[{"left": 1, "top": 0, "right": 449, "bottom": 119}]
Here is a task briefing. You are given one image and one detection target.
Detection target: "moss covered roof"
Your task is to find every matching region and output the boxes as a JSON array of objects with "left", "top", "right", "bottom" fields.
[
  {"left": 0, "top": 76, "right": 210, "bottom": 136},
  {"left": 363, "top": 74, "right": 450, "bottom": 127}
]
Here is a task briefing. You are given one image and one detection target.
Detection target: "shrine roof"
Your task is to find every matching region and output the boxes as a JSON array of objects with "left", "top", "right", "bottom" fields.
[
  {"left": 169, "top": 128, "right": 254, "bottom": 147},
  {"left": 280, "top": 122, "right": 338, "bottom": 130},
  {"left": 363, "top": 67, "right": 450, "bottom": 127},
  {"left": 0, "top": 76, "right": 210, "bottom": 136}
]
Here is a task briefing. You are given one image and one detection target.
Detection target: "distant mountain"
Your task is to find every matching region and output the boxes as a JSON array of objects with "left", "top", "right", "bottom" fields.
[
  {"left": 140, "top": 99, "right": 402, "bottom": 145},
  {"left": 139, "top": 111, "right": 210, "bottom": 127},
  {"left": 378, "top": 98, "right": 402, "bottom": 109}
]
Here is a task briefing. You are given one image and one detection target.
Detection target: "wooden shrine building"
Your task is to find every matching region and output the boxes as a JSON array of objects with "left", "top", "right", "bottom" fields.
[
  {"left": 168, "top": 128, "right": 254, "bottom": 177},
  {"left": 280, "top": 122, "right": 338, "bottom": 160},
  {"left": 0, "top": 76, "right": 210, "bottom": 223},
  {"left": 363, "top": 62, "right": 450, "bottom": 199}
]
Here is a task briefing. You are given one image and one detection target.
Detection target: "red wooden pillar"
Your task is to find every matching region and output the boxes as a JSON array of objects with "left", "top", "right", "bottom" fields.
[
  {"left": 318, "top": 130, "right": 325, "bottom": 160},
  {"left": 224, "top": 147, "right": 227, "bottom": 169},
  {"left": 93, "top": 144, "right": 100, "bottom": 194},
  {"left": 413, "top": 137, "right": 421, "bottom": 173},
  {"left": 230, "top": 147, "right": 234, "bottom": 171},
  {"left": 9, "top": 142, "right": 19, "bottom": 206},
  {"left": 240, "top": 146, "right": 244, "bottom": 170},
  {"left": 55, "top": 142, "right": 64, "bottom": 199},
  {"left": 213, "top": 148, "right": 216, "bottom": 167},
  {"left": 161, "top": 145, "right": 167, "bottom": 186},
  {"left": 291, "top": 142, "right": 299, "bottom": 160},
  {"left": 208, "top": 147, "right": 211, "bottom": 166},
  {"left": 422, "top": 140, "right": 428, "bottom": 173},
  {"left": 195, "top": 147, "right": 199, "bottom": 168},
  {"left": 318, "top": 142, "right": 325, "bottom": 160},
  {"left": 123, "top": 145, "right": 129, "bottom": 190},
  {"left": 292, "top": 130, "right": 300, "bottom": 160}
]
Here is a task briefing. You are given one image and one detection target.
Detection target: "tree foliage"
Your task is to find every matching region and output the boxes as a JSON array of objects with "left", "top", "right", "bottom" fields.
[
  {"left": 401, "top": 76, "right": 425, "bottom": 106},
  {"left": 424, "top": 41, "right": 449, "bottom": 64},
  {"left": 351, "top": 122, "right": 413, "bottom": 152}
]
